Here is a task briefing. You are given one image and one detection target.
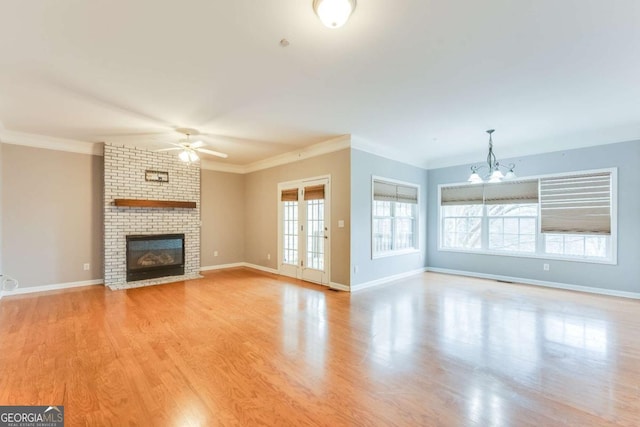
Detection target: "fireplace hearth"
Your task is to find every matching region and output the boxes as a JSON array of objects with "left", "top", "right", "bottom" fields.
[{"left": 126, "top": 234, "right": 185, "bottom": 282}]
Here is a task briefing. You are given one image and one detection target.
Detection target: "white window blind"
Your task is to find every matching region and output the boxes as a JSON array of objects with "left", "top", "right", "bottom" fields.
[
  {"left": 441, "top": 180, "right": 538, "bottom": 206},
  {"left": 540, "top": 172, "right": 612, "bottom": 235},
  {"left": 373, "top": 180, "right": 418, "bottom": 204}
]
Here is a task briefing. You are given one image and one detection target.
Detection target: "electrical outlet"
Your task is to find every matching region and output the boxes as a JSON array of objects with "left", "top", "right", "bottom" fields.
[
  {"left": 543, "top": 263, "right": 550, "bottom": 271},
  {"left": 214, "top": 251, "right": 219, "bottom": 257},
  {"left": 83, "top": 263, "right": 90, "bottom": 271},
  {"left": 353, "top": 265, "right": 359, "bottom": 274},
  {"left": 267, "top": 253, "right": 271, "bottom": 260}
]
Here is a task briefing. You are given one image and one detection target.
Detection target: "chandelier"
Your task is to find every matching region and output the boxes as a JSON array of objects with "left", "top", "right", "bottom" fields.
[{"left": 468, "top": 129, "right": 516, "bottom": 183}]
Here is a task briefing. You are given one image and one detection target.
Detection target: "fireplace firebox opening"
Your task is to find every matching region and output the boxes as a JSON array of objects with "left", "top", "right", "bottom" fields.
[{"left": 126, "top": 234, "right": 185, "bottom": 282}]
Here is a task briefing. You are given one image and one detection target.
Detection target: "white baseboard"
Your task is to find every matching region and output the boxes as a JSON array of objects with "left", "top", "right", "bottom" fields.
[
  {"left": 426, "top": 267, "right": 640, "bottom": 300},
  {"left": 350, "top": 267, "right": 428, "bottom": 292},
  {"left": 243, "top": 263, "right": 279, "bottom": 275},
  {"left": 200, "top": 263, "right": 245, "bottom": 272},
  {"left": 201, "top": 262, "right": 278, "bottom": 275},
  {"left": 329, "top": 282, "right": 350, "bottom": 291},
  {"left": 2, "top": 279, "right": 104, "bottom": 297},
  {"left": 1, "top": 263, "right": 278, "bottom": 298},
  {"left": 203, "top": 263, "right": 349, "bottom": 290}
]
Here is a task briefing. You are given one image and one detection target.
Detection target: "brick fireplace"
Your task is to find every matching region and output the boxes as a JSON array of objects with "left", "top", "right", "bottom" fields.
[{"left": 103, "top": 144, "right": 201, "bottom": 289}]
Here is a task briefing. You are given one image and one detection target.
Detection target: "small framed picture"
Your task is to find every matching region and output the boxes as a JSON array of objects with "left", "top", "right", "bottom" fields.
[{"left": 145, "top": 170, "right": 169, "bottom": 182}]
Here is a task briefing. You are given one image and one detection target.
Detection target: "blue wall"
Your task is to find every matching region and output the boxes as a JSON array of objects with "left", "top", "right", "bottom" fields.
[
  {"left": 427, "top": 140, "right": 640, "bottom": 294},
  {"left": 351, "top": 149, "right": 428, "bottom": 286}
]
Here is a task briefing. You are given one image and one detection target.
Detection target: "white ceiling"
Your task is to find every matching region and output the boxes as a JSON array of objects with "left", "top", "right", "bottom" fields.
[{"left": 1, "top": 0, "right": 639, "bottom": 168}]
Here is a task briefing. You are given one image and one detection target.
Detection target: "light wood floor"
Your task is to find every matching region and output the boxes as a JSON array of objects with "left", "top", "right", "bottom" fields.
[{"left": 1, "top": 269, "right": 639, "bottom": 426}]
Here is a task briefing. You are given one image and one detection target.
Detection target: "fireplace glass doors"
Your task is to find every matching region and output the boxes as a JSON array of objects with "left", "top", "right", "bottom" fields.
[{"left": 126, "top": 234, "right": 185, "bottom": 282}]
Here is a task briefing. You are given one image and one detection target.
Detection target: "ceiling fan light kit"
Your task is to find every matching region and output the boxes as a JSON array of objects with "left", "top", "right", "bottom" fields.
[
  {"left": 179, "top": 149, "right": 199, "bottom": 163},
  {"left": 313, "top": 0, "right": 357, "bottom": 28},
  {"left": 157, "top": 127, "right": 228, "bottom": 162},
  {"left": 467, "top": 129, "right": 516, "bottom": 184}
]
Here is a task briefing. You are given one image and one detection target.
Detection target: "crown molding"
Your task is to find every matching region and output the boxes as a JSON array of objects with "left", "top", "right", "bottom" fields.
[
  {"left": 0, "top": 129, "right": 102, "bottom": 155},
  {"left": 199, "top": 159, "right": 247, "bottom": 174},
  {"left": 200, "top": 134, "right": 352, "bottom": 174},
  {"left": 244, "top": 134, "right": 351, "bottom": 173},
  {"left": 0, "top": 128, "right": 350, "bottom": 172},
  {"left": 350, "top": 135, "right": 428, "bottom": 170}
]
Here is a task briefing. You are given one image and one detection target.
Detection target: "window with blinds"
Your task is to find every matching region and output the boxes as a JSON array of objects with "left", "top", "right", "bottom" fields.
[
  {"left": 438, "top": 168, "right": 615, "bottom": 263},
  {"left": 440, "top": 179, "right": 539, "bottom": 253},
  {"left": 539, "top": 172, "right": 612, "bottom": 235},
  {"left": 372, "top": 178, "right": 419, "bottom": 257}
]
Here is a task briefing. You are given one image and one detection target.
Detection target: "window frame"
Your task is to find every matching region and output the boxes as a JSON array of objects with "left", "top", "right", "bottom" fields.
[
  {"left": 440, "top": 204, "right": 483, "bottom": 252},
  {"left": 371, "top": 176, "right": 420, "bottom": 259},
  {"left": 437, "top": 167, "right": 617, "bottom": 265},
  {"left": 486, "top": 205, "right": 538, "bottom": 254}
]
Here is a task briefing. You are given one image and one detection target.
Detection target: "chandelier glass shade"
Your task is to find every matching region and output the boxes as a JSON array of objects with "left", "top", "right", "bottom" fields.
[
  {"left": 313, "top": 0, "right": 357, "bottom": 28},
  {"left": 468, "top": 130, "right": 516, "bottom": 184}
]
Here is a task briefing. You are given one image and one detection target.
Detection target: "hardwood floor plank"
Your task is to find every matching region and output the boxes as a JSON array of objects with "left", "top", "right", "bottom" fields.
[{"left": 1, "top": 268, "right": 639, "bottom": 426}]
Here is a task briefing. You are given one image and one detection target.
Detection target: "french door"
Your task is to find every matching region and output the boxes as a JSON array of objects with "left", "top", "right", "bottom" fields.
[{"left": 278, "top": 177, "right": 330, "bottom": 285}]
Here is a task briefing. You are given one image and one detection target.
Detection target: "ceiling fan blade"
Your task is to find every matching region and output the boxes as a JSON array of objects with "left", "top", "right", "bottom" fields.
[
  {"left": 156, "top": 147, "right": 181, "bottom": 152},
  {"left": 196, "top": 148, "right": 228, "bottom": 159},
  {"left": 190, "top": 140, "right": 205, "bottom": 149}
]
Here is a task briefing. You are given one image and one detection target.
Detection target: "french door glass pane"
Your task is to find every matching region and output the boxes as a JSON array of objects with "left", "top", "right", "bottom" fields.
[
  {"left": 306, "top": 199, "right": 325, "bottom": 270},
  {"left": 283, "top": 201, "right": 298, "bottom": 265}
]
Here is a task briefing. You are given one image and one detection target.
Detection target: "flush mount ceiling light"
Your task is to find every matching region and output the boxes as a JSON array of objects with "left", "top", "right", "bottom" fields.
[
  {"left": 468, "top": 129, "right": 516, "bottom": 184},
  {"left": 313, "top": 0, "right": 357, "bottom": 29}
]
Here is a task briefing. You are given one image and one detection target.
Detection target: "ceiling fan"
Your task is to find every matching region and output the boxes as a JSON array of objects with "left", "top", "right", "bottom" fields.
[{"left": 157, "top": 128, "right": 228, "bottom": 162}]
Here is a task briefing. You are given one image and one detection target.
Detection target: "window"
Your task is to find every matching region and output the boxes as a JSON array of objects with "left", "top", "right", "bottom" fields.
[
  {"left": 487, "top": 204, "right": 537, "bottom": 253},
  {"left": 439, "top": 169, "right": 616, "bottom": 264},
  {"left": 372, "top": 178, "right": 419, "bottom": 257},
  {"left": 539, "top": 172, "right": 612, "bottom": 234},
  {"left": 441, "top": 203, "right": 537, "bottom": 253},
  {"left": 306, "top": 198, "right": 325, "bottom": 270},
  {"left": 281, "top": 189, "right": 299, "bottom": 265},
  {"left": 544, "top": 234, "right": 609, "bottom": 259},
  {"left": 441, "top": 205, "right": 482, "bottom": 250}
]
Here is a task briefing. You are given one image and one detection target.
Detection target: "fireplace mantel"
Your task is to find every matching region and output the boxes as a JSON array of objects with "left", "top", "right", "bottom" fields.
[{"left": 114, "top": 199, "right": 197, "bottom": 209}]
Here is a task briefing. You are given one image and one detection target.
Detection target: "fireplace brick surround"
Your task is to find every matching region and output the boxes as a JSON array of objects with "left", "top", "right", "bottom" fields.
[{"left": 104, "top": 144, "right": 201, "bottom": 289}]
